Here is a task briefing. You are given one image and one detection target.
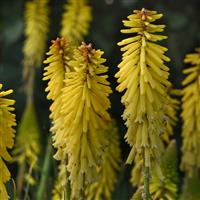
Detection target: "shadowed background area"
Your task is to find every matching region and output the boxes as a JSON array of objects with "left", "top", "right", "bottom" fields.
[{"left": 0, "top": 0, "right": 200, "bottom": 199}]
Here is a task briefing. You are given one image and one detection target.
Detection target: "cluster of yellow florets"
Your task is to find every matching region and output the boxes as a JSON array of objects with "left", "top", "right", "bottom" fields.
[
  {"left": 116, "top": 8, "right": 171, "bottom": 171},
  {"left": 43, "top": 38, "right": 113, "bottom": 199},
  {"left": 181, "top": 48, "right": 200, "bottom": 177},
  {"left": 0, "top": 84, "right": 16, "bottom": 200}
]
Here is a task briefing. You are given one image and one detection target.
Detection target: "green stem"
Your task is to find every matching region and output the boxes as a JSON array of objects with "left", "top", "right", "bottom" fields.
[
  {"left": 26, "top": 67, "right": 35, "bottom": 105},
  {"left": 36, "top": 138, "right": 52, "bottom": 200},
  {"left": 16, "top": 161, "right": 26, "bottom": 199},
  {"left": 23, "top": 177, "right": 31, "bottom": 200},
  {"left": 12, "top": 178, "right": 17, "bottom": 200},
  {"left": 143, "top": 149, "right": 151, "bottom": 200},
  {"left": 23, "top": 164, "right": 34, "bottom": 200}
]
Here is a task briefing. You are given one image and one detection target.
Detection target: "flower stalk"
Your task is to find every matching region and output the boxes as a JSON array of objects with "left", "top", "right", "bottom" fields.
[
  {"left": 36, "top": 138, "right": 52, "bottom": 200},
  {"left": 116, "top": 8, "right": 172, "bottom": 199},
  {"left": 143, "top": 150, "right": 151, "bottom": 200}
]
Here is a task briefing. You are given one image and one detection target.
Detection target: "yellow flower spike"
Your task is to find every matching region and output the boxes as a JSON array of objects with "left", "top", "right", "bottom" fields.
[
  {"left": 43, "top": 37, "right": 75, "bottom": 199},
  {"left": 60, "top": 0, "right": 92, "bottom": 45},
  {"left": 60, "top": 42, "right": 112, "bottom": 199},
  {"left": 43, "top": 38, "right": 74, "bottom": 144},
  {"left": 181, "top": 48, "right": 200, "bottom": 176},
  {"left": 12, "top": 103, "right": 40, "bottom": 177},
  {"left": 116, "top": 9, "right": 172, "bottom": 198},
  {"left": 116, "top": 8, "right": 170, "bottom": 169},
  {"left": 23, "top": 0, "right": 49, "bottom": 78},
  {"left": 0, "top": 84, "right": 16, "bottom": 200},
  {"left": 85, "top": 121, "right": 121, "bottom": 200}
]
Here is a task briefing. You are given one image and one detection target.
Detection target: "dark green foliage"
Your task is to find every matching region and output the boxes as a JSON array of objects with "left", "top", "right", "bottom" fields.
[
  {"left": 161, "top": 140, "right": 178, "bottom": 184},
  {"left": 180, "top": 176, "right": 200, "bottom": 200}
]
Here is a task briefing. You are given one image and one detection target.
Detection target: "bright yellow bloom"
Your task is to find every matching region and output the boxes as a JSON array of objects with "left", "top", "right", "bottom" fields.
[
  {"left": 44, "top": 40, "right": 112, "bottom": 199},
  {"left": 13, "top": 103, "right": 40, "bottom": 176},
  {"left": 43, "top": 37, "right": 74, "bottom": 199},
  {"left": 116, "top": 8, "right": 171, "bottom": 169},
  {"left": 150, "top": 140, "right": 178, "bottom": 200},
  {"left": 43, "top": 38, "right": 74, "bottom": 159},
  {"left": 0, "top": 84, "right": 16, "bottom": 200},
  {"left": 59, "top": 43, "right": 112, "bottom": 198},
  {"left": 86, "top": 121, "right": 121, "bottom": 200},
  {"left": 23, "top": 0, "right": 49, "bottom": 77},
  {"left": 181, "top": 48, "right": 200, "bottom": 176},
  {"left": 60, "top": 0, "right": 92, "bottom": 44},
  {"left": 43, "top": 37, "right": 74, "bottom": 119}
]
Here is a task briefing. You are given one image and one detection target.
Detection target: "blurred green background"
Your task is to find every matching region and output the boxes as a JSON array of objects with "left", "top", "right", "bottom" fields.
[{"left": 0, "top": 0, "right": 200, "bottom": 199}]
